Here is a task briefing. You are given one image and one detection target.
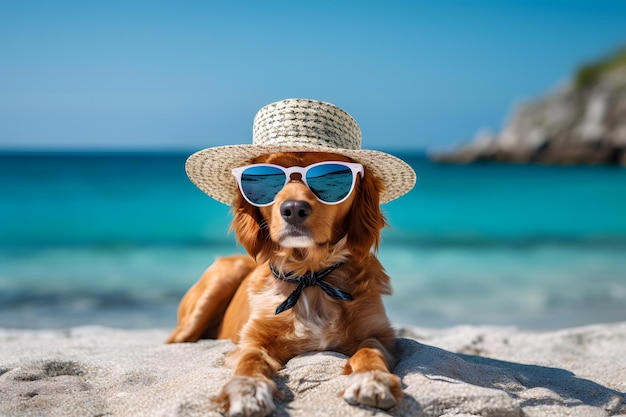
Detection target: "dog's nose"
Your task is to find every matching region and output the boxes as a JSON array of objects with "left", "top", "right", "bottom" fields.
[{"left": 280, "top": 200, "right": 312, "bottom": 224}]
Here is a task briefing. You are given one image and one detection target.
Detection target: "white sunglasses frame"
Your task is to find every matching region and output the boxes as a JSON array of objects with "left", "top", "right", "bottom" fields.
[{"left": 232, "top": 161, "right": 364, "bottom": 207}]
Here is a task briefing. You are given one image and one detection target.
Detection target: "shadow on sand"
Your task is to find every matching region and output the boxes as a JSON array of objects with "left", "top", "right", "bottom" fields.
[{"left": 392, "top": 338, "right": 625, "bottom": 416}]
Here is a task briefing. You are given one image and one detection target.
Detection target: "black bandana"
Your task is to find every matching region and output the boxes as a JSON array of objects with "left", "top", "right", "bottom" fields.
[{"left": 270, "top": 263, "right": 353, "bottom": 314}]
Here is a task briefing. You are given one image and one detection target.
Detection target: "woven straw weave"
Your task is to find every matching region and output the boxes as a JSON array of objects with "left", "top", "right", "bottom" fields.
[
  {"left": 253, "top": 99, "right": 362, "bottom": 150},
  {"left": 185, "top": 99, "right": 416, "bottom": 205}
]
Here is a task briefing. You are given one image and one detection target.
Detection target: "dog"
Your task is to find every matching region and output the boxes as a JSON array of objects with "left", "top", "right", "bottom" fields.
[{"left": 167, "top": 99, "right": 416, "bottom": 417}]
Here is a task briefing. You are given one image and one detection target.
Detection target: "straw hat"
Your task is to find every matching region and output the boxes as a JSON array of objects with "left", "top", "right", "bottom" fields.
[{"left": 185, "top": 98, "right": 416, "bottom": 205}]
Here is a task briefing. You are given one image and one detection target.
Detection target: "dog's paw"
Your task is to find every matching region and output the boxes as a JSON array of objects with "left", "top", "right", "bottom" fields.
[
  {"left": 214, "top": 376, "right": 276, "bottom": 417},
  {"left": 342, "top": 370, "right": 403, "bottom": 410}
]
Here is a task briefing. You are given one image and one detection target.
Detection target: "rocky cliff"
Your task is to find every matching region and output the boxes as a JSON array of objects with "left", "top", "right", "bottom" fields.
[{"left": 432, "top": 48, "right": 626, "bottom": 165}]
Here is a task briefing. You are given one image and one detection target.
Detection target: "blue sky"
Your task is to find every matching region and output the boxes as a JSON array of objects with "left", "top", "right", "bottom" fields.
[{"left": 1, "top": 1, "right": 625, "bottom": 152}]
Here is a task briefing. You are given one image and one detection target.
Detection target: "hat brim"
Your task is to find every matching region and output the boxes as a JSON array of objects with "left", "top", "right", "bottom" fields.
[{"left": 185, "top": 144, "right": 416, "bottom": 205}]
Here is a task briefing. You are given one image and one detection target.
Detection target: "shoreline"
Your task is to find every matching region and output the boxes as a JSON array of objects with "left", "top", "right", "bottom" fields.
[{"left": 1, "top": 322, "right": 624, "bottom": 416}]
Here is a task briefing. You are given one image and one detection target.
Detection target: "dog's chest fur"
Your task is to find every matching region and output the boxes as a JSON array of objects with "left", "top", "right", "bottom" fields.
[
  {"left": 247, "top": 273, "right": 346, "bottom": 351},
  {"left": 291, "top": 291, "right": 343, "bottom": 351}
]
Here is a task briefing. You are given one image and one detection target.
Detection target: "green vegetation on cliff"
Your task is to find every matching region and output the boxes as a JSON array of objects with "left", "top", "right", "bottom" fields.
[{"left": 575, "top": 47, "right": 626, "bottom": 89}]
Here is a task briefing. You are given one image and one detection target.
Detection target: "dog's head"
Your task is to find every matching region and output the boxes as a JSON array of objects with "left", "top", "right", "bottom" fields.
[{"left": 231, "top": 152, "right": 386, "bottom": 268}]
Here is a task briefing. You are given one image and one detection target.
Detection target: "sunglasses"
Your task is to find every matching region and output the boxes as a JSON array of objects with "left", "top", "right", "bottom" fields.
[{"left": 232, "top": 161, "right": 364, "bottom": 207}]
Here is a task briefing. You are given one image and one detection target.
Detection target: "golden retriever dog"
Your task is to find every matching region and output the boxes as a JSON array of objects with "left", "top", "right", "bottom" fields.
[{"left": 167, "top": 98, "right": 416, "bottom": 417}]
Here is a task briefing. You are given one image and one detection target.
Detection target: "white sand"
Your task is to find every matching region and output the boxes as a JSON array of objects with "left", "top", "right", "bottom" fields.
[{"left": 1, "top": 323, "right": 624, "bottom": 416}]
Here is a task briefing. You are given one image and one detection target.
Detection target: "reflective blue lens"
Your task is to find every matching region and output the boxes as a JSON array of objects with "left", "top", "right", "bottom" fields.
[
  {"left": 240, "top": 166, "right": 286, "bottom": 205},
  {"left": 306, "top": 163, "right": 354, "bottom": 203}
]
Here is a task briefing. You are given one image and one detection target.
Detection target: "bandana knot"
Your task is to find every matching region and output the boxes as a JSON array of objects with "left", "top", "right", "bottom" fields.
[{"left": 270, "top": 263, "right": 353, "bottom": 315}]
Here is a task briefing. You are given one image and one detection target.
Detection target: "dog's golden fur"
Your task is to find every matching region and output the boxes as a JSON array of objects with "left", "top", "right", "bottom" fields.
[{"left": 167, "top": 151, "right": 403, "bottom": 415}]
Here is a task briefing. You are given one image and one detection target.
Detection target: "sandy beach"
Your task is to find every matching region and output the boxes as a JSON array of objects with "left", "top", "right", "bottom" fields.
[{"left": 1, "top": 322, "right": 624, "bottom": 417}]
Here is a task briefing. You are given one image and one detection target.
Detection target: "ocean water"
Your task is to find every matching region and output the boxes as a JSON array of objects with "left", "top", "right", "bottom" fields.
[{"left": 1, "top": 152, "right": 625, "bottom": 330}]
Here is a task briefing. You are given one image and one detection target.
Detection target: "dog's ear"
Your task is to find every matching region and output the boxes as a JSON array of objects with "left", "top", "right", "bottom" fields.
[
  {"left": 344, "top": 169, "right": 387, "bottom": 261},
  {"left": 230, "top": 194, "right": 272, "bottom": 262}
]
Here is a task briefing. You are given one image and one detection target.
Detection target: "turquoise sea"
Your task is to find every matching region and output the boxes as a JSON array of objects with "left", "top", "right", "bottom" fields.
[{"left": 1, "top": 152, "right": 625, "bottom": 330}]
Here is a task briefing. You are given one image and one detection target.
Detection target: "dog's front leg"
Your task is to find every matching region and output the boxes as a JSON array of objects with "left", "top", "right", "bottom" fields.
[
  {"left": 215, "top": 346, "right": 283, "bottom": 417},
  {"left": 342, "top": 338, "right": 403, "bottom": 410}
]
